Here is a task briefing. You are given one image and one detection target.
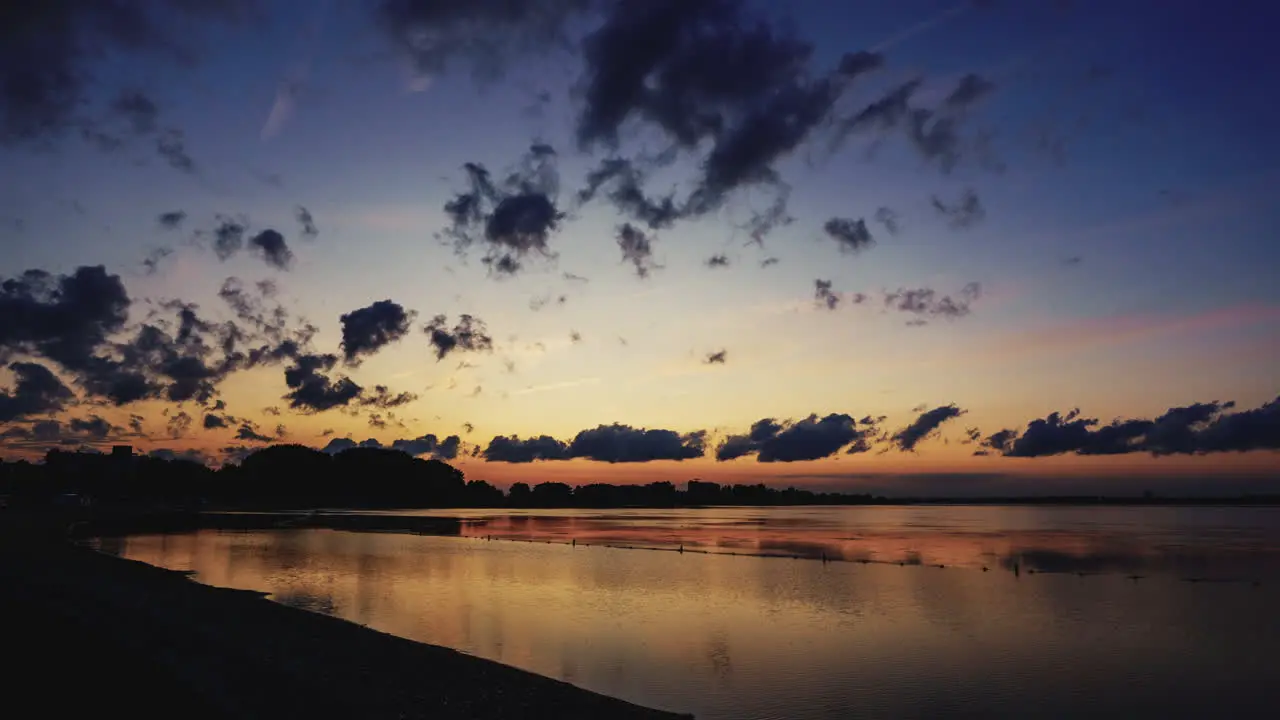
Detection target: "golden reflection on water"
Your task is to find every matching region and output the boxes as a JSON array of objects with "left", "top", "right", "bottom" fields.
[
  {"left": 403, "top": 505, "right": 1280, "bottom": 579},
  {"left": 109, "top": 513, "right": 1280, "bottom": 720}
]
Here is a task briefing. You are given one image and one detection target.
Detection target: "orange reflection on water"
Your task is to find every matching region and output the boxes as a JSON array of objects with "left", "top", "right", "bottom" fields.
[
  {"left": 105, "top": 522, "right": 1280, "bottom": 720},
  {"left": 393, "top": 505, "right": 1280, "bottom": 580}
]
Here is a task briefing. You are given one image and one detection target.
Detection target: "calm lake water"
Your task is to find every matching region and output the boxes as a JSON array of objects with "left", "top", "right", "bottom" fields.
[{"left": 102, "top": 506, "right": 1280, "bottom": 719}]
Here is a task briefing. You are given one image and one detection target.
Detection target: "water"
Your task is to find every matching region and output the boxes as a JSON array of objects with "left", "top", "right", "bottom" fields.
[{"left": 101, "top": 506, "right": 1280, "bottom": 719}]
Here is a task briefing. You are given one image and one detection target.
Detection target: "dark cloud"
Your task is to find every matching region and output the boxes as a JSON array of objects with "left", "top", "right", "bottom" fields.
[
  {"left": 931, "top": 188, "right": 985, "bottom": 229},
  {"left": 462, "top": 422, "right": 474, "bottom": 434},
  {"left": 837, "top": 50, "right": 884, "bottom": 79},
  {"left": 563, "top": 272, "right": 590, "bottom": 283},
  {"left": 33, "top": 420, "right": 62, "bottom": 442},
  {"left": 482, "top": 434, "right": 570, "bottom": 463},
  {"left": 716, "top": 413, "right": 876, "bottom": 462},
  {"left": 814, "top": 279, "right": 840, "bottom": 310},
  {"left": 141, "top": 247, "right": 173, "bottom": 275},
  {"left": 247, "top": 229, "right": 293, "bottom": 270},
  {"left": 262, "top": 405, "right": 281, "bottom": 415},
  {"left": 340, "top": 300, "right": 416, "bottom": 365},
  {"left": 0, "top": 265, "right": 135, "bottom": 402},
  {"left": 233, "top": 421, "right": 272, "bottom": 443},
  {"left": 834, "top": 72, "right": 996, "bottom": 173},
  {"left": 423, "top": 314, "right": 494, "bottom": 361},
  {"left": 705, "top": 254, "right": 730, "bottom": 269},
  {"left": 761, "top": 257, "right": 779, "bottom": 268},
  {"left": 892, "top": 404, "right": 966, "bottom": 452},
  {"left": 570, "top": 330, "right": 582, "bottom": 343},
  {"left": 294, "top": 205, "right": 318, "bottom": 239},
  {"left": 944, "top": 73, "right": 996, "bottom": 111},
  {"left": 148, "top": 447, "right": 211, "bottom": 464},
  {"left": 210, "top": 216, "right": 248, "bottom": 261},
  {"left": 156, "top": 128, "right": 196, "bottom": 173},
  {"left": 375, "top": 0, "right": 591, "bottom": 84},
  {"left": 390, "top": 433, "right": 461, "bottom": 460},
  {"left": 112, "top": 90, "right": 159, "bottom": 134},
  {"left": 442, "top": 147, "right": 564, "bottom": 276},
  {"left": 576, "top": 158, "right": 681, "bottom": 230},
  {"left": 167, "top": 410, "right": 192, "bottom": 439},
  {"left": 874, "top": 206, "right": 900, "bottom": 235},
  {"left": 282, "top": 353, "right": 363, "bottom": 413},
  {"left": 0, "top": 1, "right": 243, "bottom": 145},
  {"left": 883, "top": 283, "right": 981, "bottom": 323},
  {"left": 822, "top": 217, "right": 875, "bottom": 254},
  {"left": 617, "top": 223, "right": 660, "bottom": 278},
  {"left": 740, "top": 190, "right": 795, "bottom": 245},
  {"left": 360, "top": 385, "right": 418, "bottom": 409},
  {"left": 157, "top": 210, "right": 187, "bottom": 230},
  {"left": 203, "top": 412, "right": 231, "bottom": 429},
  {"left": 571, "top": 2, "right": 868, "bottom": 242},
  {"left": 566, "top": 424, "right": 706, "bottom": 463},
  {"left": 704, "top": 350, "right": 727, "bottom": 364},
  {"left": 0, "top": 362, "right": 75, "bottom": 422},
  {"left": 983, "top": 398, "right": 1280, "bottom": 458}
]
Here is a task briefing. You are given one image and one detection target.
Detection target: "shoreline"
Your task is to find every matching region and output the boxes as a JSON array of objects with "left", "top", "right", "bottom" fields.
[{"left": 0, "top": 516, "right": 691, "bottom": 719}]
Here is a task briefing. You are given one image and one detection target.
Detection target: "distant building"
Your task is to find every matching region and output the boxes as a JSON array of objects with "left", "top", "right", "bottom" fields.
[{"left": 111, "top": 445, "right": 136, "bottom": 489}]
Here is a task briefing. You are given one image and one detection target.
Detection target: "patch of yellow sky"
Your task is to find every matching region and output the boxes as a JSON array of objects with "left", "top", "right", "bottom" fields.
[{"left": 106, "top": 284, "right": 1278, "bottom": 485}]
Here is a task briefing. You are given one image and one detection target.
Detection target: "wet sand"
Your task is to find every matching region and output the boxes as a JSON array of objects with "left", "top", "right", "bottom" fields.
[{"left": 0, "top": 513, "right": 690, "bottom": 720}]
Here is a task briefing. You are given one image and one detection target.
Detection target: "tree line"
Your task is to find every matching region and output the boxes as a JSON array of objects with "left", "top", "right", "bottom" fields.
[{"left": 0, "top": 445, "right": 883, "bottom": 509}]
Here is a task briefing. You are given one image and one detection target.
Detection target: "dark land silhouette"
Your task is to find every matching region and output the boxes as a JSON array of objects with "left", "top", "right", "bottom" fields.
[
  {"left": 0, "top": 530, "right": 689, "bottom": 720},
  {"left": 2, "top": 444, "right": 1277, "bottom": 511}
]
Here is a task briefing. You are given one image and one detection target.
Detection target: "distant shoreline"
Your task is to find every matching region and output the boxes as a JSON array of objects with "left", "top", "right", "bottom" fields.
[{"left": 0, "top": 515, "right": 691, "bottom": 720}]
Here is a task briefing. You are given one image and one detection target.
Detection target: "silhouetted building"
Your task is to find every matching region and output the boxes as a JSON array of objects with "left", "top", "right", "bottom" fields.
[{"left": 111, "top": 445, "right": 135, "bottom": 489}]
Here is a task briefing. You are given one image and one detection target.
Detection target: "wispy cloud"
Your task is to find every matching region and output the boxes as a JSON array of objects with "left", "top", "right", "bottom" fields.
[
  {"left": 512, "top": 377, "right": 601, "bottom": 396},
  {"left": 992, "top": 304, "right": 1280, "bottom": 358}
]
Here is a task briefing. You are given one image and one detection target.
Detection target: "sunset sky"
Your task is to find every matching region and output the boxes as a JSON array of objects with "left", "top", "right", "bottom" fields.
[{"left": 2, "top": 0, "right": 1277, "bottom": 494}]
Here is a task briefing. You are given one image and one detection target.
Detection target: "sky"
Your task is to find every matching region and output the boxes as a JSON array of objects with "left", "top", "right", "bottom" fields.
[{"left": 1, "top": 0, "right": 1278, "bottom": 495}]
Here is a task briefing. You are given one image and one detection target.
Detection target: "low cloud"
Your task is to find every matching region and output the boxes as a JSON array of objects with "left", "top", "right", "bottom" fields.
[
  {"left": 981, "top": 397, "right": 1280, "bottom": 457},
  {"left": 0, "top": 362, "right": 75, "bottom": 422},
  {"left": 424, "top": 314, "right": 494, "bottom": 361},
  {"left": 716, "top": 413, "right": 880, "bottom": 462},
  {"left": 247, "top": 229, "right": 294, "bottom": 270},
  {"left": 442, "top": 146, "right": 564, "bottom": 276},
  {"left": 892, "top": 404, "right": 966, "bottom": 452},
  {"left": 340, "top": 300, "right": 416, "bottom": 365},
  {"left": 617, "top": 223, "right": 659, "bottom": 278},
  {"left": 883, "top": 283, "right": 982, "bottom": 323},
  {"left": 823, "top": 217, "right": 875, "bottom": 254}
]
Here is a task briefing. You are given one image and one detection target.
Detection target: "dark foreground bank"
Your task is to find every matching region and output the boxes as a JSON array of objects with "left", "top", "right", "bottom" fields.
[{"left": 0, "top": 531, "right": 690, "bottom": 719}]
